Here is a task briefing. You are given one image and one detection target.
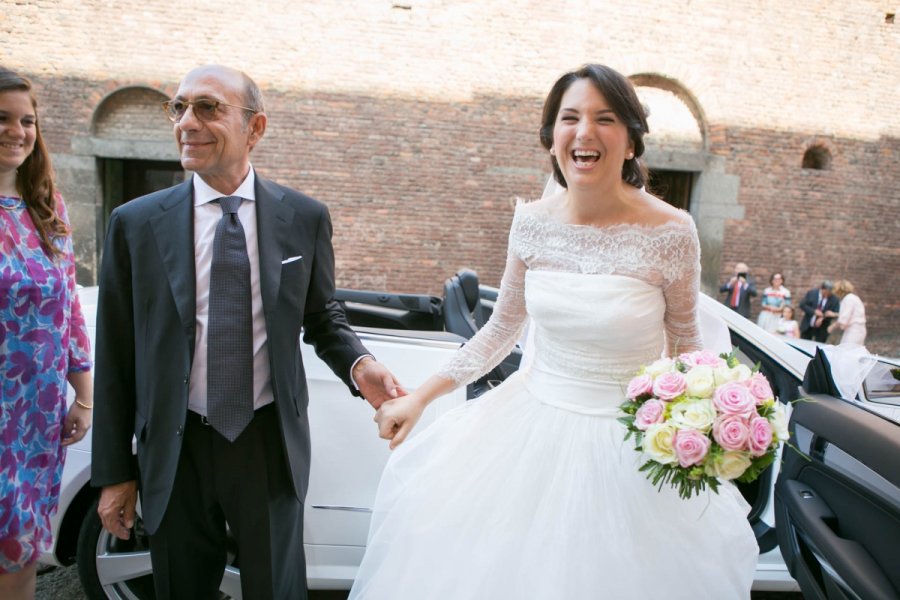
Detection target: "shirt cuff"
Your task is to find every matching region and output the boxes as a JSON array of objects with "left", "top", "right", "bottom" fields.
[{"left": 350, "top": 354, "right": 375, "bottom": 390}]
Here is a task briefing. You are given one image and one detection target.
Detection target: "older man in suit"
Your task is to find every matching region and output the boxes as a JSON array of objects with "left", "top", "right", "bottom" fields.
[
  {"left": 91, "top": 65, "right": 402, "bottom": 600},
  {"left": 799, "top": 280, "right": 841, "bottom": 342},
  {"left": 719, "top": 262, "right": 757, "bottom": 319}
]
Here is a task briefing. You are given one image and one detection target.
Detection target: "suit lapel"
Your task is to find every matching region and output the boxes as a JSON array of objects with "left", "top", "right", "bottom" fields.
[
  {"left": 149, "top": 180, "right": 196, "bottom": 351},
  {"left": 255, "top": 176, "right": 292, "bottom": 316}
]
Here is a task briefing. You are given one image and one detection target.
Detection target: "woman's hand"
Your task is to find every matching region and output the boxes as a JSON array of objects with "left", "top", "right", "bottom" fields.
[
  {"left": 62, "top": 399, "right": 93, "bottom": 446},
  {"left": 375, "top": 392, "right": 428, "bottom": 449}
]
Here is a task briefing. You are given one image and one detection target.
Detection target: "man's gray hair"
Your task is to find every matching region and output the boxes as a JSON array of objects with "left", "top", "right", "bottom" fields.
[{"left": 241, "top": 71, "right": 265, "bottom": 126}]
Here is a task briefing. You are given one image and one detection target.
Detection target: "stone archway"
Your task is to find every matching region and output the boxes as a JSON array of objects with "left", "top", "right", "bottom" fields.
[
  {"left": 630, "top": 74, "right": 742, "bottom": 295},
  {"left": 69, "top": 85, "right": 184, "bottom": 274}
]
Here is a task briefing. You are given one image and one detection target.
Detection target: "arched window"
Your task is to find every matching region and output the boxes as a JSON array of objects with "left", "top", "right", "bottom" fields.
[{"left": 801, "top": 144, "right": 832, "bottom": 170}]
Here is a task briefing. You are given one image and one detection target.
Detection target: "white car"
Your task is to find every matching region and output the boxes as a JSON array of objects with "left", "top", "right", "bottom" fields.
[{"left": 42, "top": 280, "right": 900, "bottom": 599}]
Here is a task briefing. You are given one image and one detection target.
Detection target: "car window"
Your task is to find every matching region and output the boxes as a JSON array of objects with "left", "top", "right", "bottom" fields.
[{"left": 863, "top": 361, "right": 900, "bottom": 404}]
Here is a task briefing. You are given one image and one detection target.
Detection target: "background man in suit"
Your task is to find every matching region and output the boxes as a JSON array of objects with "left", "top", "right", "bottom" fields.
[
  {"left": 91, "top": 65, "right": 403, "bottom": 599},
  {"left": 799, "top": 280, "right": 841, "bottom": 342},
  {"left": 719, "top": 262, "right": 757, "bottom": 319}
]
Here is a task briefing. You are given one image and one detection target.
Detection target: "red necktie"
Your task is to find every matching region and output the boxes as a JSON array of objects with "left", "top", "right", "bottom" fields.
[{"left": 731, "top": 282, "right": 741, "bottom": 308}]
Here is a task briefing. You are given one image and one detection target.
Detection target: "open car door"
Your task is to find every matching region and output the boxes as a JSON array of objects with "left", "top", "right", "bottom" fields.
[{"left": 775, "top": 349, "right": 900, "bottom": 600}]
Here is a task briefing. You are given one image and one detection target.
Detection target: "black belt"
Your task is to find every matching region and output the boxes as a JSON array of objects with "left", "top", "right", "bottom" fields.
[{"left": 187, "top": 402, "right": 275, "bottom": 427}]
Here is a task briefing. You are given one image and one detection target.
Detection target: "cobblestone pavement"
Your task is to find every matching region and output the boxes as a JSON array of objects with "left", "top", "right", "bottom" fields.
[
  {"left": 36, "top": 565, "right": 351, "bottom": 599},
  {"left": 37, "top": 563, "right": 805, "bottom": 599}
]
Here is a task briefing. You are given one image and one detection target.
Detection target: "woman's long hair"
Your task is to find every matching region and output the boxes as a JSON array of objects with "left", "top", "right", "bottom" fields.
[{"left": 0, "top": 67, "right": 68, "bottom": 255}]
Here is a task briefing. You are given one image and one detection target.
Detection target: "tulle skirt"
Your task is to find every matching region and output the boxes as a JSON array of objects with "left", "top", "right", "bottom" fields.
[{"left": 349, "top": 369, "right": 758, "bottom": 599}]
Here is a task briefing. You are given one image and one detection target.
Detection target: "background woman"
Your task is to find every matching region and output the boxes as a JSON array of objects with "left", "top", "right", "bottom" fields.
[
  {"left": 0, "top": 67, "right": 92, "bottom": 600},
  {"left": 829, "top": 280, "right": 867, "bottom": 346},
  {"left": 758, "top": 272, "right": 791, "bottom": 333}
]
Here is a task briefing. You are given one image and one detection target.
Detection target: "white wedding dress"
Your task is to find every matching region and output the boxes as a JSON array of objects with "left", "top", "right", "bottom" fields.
[{"left": 349, "top": 198, "right": 759, "bottom": 599}]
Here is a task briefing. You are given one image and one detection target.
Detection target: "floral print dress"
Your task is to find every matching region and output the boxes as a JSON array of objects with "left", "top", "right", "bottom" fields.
[{"left": 0, "top": 194, "right": 91, "bottom": 572}]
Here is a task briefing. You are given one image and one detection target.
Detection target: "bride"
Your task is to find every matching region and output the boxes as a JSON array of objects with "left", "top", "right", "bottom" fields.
[{"left": 349, "top": 64, "right": 758, "bottom": 599}]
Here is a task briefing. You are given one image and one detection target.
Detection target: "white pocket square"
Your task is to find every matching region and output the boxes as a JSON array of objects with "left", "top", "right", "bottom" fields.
[{"left": 281, "top": 255, "right": 303, "bottom": 265}]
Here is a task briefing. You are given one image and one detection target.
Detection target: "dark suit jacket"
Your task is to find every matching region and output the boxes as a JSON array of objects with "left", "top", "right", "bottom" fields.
[
  {"left": 798, "top": 288, "right": 841, "bottom": 333},
  {"left": 719, "top": 278, "right": 757, "bottom": 319},
  {"left": 91, "top": 176, "right": 368, "bottom": 534}
]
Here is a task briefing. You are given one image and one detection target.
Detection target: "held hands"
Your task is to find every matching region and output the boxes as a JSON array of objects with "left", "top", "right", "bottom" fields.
[
  {"left": 374, "top": 392, "right": 428, "bottom": 449},
  {"left": 353, "top": 356, "right": 407, "bottom": 409},
  {"left": 61, "top": 398, "right": 93, "bottom": 446},
  {"left": 98, "top": 480, "right": 138, "bottom": 540}
]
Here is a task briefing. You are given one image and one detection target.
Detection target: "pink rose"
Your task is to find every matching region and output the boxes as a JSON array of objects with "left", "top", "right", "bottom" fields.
[
  {"left": 680, "top": 350, "right": 724, "bottom": 368},
  {"left": 747, "top": 373, "right": 774, "bottom": 404},
  {"left": 652, "top": 372, "right": 687, "bottom": 401},
  {"left": 713, "top": 414, "right": 750, "bottom": 451},
  {"left": 713, "top": 381, "right": 757, "bottom": 416},
  {"left": 634, "top": 399, "right": 666, "bottom": 430},
  {"left": 626, "top": 374, "right": 654, "bottom": 400},
  {"left": 748, "top": 416, "right": 774, "bottom": 456},
  {"left": 673, "top": 428, "right": 711, "bottom": 467}
]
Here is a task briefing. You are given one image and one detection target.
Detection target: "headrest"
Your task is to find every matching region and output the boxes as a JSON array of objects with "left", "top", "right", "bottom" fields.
[{"left": 456, "top": 269, "right": 480, "bottom": 312}]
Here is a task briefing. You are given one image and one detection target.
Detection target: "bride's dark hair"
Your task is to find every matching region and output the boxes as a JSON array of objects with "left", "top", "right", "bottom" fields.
[{"left": 539, "top": 64, "right": 649, "bottom": 190}]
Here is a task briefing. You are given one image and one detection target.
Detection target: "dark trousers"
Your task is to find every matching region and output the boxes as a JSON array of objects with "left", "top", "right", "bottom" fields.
[
  {"left": 149, "top": 404, "right": 307, "bottom": 600},
  {"left": 801, "top": 326, "right": 829, "bottom": 343}
]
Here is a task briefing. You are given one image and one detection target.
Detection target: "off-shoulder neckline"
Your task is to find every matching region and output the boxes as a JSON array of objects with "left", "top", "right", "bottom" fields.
[{"left": 514, "top": 198, "right": 695, "bottom": 235}]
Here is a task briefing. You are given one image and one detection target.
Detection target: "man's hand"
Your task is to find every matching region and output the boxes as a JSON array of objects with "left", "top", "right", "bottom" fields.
[
  {"left": 353, "top": 357, "right": 406, "bottom": 409},
  {"left": 98, "top": 481, "right": 138, "bottom": 540}
]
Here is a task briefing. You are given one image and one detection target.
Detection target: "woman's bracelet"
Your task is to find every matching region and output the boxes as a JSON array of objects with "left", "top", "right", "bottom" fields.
[{"left": 75, "top": 399, "right": 94, "bottom": 410}]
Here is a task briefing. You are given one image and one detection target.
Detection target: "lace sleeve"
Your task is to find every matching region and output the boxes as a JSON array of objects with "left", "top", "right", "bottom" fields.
[
  {"left": 662, "top": 218, "right": 703, "bottom": 355},
  {"left": 435, "top": 217, "right": 529, "bottom": 386}
]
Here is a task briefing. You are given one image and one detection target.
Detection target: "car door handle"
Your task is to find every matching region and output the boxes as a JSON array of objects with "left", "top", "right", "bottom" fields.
[{"left": 779, "top": 479, "right": 898, "bottom": 600}]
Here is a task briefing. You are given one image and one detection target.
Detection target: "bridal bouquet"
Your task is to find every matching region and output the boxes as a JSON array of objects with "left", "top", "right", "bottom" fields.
[{"left": 618, "top": 350, "right": 789, "bottom": 500}]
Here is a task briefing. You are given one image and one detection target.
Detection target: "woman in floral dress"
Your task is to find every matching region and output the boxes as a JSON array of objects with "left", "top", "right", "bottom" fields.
[{"left": 0, "top": 67, "right": 92, "bottom": 600}]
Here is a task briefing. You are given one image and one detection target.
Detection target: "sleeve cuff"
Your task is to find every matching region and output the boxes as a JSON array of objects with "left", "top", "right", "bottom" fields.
[{"left": 349, "top": 354, "right": 375, "bottom": 390}]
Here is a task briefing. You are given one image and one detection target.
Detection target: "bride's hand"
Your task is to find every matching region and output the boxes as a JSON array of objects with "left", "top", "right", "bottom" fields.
[{"left": 375, "top": 392, "right": 428, "bottom": 449}]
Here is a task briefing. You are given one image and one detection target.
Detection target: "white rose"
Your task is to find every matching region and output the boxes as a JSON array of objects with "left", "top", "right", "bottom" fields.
[
  {"left": 645, "top": 358, "right": 675, "bottom": 379},
  {"left": 705, "top": 451, "right": 753, "bottom": 480},
  {"left": 642, "top": 423, "right": 678, "bottom": 465},
  {"left": 768, "top": 402, "right": 790, "bottom": 442},
  {"left": 669, "top": 398, "right": 717, "bottom": 432},
  {"left": 714, "top": 365, "right": 741, "bottom": 386},
  {"left": 684, "top": 366, "right": 716, "bottom": 398},
  {"left": 733, "top": 364, "right": 753, "bottom": 382}
]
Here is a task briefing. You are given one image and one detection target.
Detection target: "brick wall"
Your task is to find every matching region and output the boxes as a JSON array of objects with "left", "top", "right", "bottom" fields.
[{"left": 3, "top": 0, "right": 898, "bottom": 354}]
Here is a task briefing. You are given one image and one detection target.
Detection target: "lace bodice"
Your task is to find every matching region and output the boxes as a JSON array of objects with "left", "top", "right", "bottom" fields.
[{"left": 437, "top": 199, "right": 702, "bottom": 385}]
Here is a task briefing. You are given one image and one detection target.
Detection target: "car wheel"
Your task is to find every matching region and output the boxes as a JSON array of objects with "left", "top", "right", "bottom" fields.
[{"left": 76, "top": 498, "right": 156, "bottom": 600}]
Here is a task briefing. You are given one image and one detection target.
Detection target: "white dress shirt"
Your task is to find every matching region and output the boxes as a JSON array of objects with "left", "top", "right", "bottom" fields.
[{"left": 188, "top": 168, "right": 273, "bottom": 415}]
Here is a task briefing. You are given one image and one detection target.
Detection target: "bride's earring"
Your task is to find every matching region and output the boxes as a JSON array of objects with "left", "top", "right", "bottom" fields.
[{"left": 549, "top": 147, "right": 555, "bottom": 156}]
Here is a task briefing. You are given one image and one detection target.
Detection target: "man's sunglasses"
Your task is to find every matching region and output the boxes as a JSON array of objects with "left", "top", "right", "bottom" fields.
[{"left": 162, "top": 99, "right": 258, "bottom": 123}]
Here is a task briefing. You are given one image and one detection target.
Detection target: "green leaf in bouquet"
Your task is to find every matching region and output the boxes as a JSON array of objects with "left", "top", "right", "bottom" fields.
[
  {"left": 638, "top": 460, "right": 653, "bottom": 473},
  {"left": 757, "top": 401, "right": 776, "bottom": 418},
  {"left": 618, "top": 402, "right": 639, "bottom": 416},
  {"left": 736, "top": 451, "right": 776, "bottom": 484}
]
